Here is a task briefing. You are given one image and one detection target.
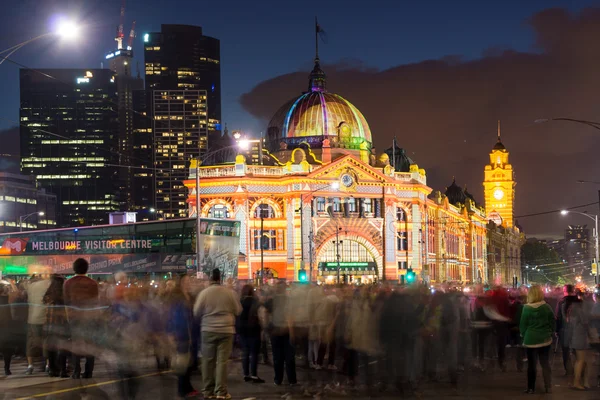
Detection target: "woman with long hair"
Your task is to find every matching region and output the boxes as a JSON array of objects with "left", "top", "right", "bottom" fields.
[
  {"left": 43, "top": 275, "right": 69, "bottom": 377},
  {"left": 519, "top": 285, "right": 555, "bottom": 394},
  {"left": 237, "top": 284, "right": 264, "bottom": 383}
]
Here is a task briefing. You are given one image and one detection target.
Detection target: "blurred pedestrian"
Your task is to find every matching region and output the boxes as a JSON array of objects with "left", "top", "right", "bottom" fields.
[
  {"left": 166, "top": 277, "right": 197, "bottom": 398},
  {"left": 266, "top": 281, "right": 297, "bottom": 386},
  {"left": 237, "top": 284, "right": 264, "bottom": 383},
  {"left": 556, "top": 284, "right": 577, "bottom": 376},
  {"left": 25, "top": 272, "right": 51, "bottom": 375},
  {"left": 64, "top": 258, "right": 99, "bottom": 379},
  {"left": 520, "top": 285, "right": 555, "bottom": 394},
  {"left": 43, "top": 275, "right": 69, "bottom": 377},
  {"left": 566, "top": 292, "right": 591, "bottom": 390},
  {"left": 0, "top": 279, "right": 19, "bottom": 375},
  {"left": 194, "top": 268, "right": 242, "bottom": 400}
]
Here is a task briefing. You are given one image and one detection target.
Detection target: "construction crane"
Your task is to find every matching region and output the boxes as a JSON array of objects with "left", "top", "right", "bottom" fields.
[
  {"left": 127, "top": 20, "right": 136, "bottom": 50},
  {"left": 115, "top": 0, "right": 126, "bottom": 50}
]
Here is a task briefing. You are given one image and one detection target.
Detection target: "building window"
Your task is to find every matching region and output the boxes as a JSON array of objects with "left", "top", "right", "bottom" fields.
[
  {"left": 332, "top": 198, "right": 342, "bottom": 213},
  {"left": 254, "top": 204, "right": 275, "bottom": 219},
  {"left": 347, "top": 198, "right": 357, "bottom": 213},
  {"left": 252, "top": 229, "right": 282, "bottom": 250},
  {"left": 397, "top": 207, "right": 407, "bottom": 221},
  {"left": 207, "top": 204, "right": 229, "bottom": 219},
  {"left": 397, "top": 231, "right": 408, "bottom": 251},
  {"left": 363, "top": 199, "right": 373, "bottom": 215},
  {"left": 316, "top": 197, "right": 326, "bottom": 213},
  {"left": 398, "top": 261, "right": 408, "bottom": 270}
]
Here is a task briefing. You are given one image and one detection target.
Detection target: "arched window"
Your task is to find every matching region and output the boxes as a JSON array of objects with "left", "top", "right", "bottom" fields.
[
  {"left": 254, "top": 204, "right": 275, "bottom": 219},
  {"left": 207, "top": 204, "right": 230, "bottom": 219}
]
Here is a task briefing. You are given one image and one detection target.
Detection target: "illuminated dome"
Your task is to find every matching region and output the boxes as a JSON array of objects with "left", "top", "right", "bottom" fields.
[{"left": 266, "top": 59, "right": 372, "bottom": 152}]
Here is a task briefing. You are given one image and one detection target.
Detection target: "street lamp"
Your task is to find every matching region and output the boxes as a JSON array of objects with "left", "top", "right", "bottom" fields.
[
  {"left": 0, "top": 19, "right": 80, "bottom": 65},
  {"left": 560, "top": 209, "right": 599, "bottom": 283},
  {"left": 19, "top": 211, "right": 44, "bottom": 232},
  {"left": 149, "top": 208, "right": 165, "bottom": 220}
]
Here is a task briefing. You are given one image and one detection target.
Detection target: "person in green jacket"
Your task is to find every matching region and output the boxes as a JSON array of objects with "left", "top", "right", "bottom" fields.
[{"left": 519, "top": 285, "right": 556, "bottom": 394}]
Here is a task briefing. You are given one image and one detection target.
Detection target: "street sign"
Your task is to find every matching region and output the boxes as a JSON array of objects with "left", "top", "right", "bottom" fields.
[{"left": 592, "top": 262, "right": 597, "bottom": 274}]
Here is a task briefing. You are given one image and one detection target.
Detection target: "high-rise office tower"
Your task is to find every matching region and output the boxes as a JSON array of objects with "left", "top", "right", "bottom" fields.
[
  {"left": 131, "top": 89, "right": 153, "bottom": 212},
  {"left": 104, "top": 5, "right": 144, "bottom": 210},
  {"left": 20, "top": 69, "right": 120, "bottom": 227},
  {"left": 152, "top": 90, "right": 208, "bottom": 218},
  {"left": 144, "top": 24, "right": 221, "bottom": 218}
]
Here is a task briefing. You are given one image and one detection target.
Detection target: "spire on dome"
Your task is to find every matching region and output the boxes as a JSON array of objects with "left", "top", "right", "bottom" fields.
[
  {"left": 309, "top": 17, "right": 327, "bottom": 92},
  {"left": 493, "top": 119, "right": 506, "bottom": 150}
]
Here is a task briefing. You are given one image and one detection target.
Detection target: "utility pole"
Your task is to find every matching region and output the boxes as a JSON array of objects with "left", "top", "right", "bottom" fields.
[
  {"left": 336, "top": 225, "right": 341, "bottom": 284},
  {"left": 597, "top": 190, "right": 600, "bottom": 284},
  {"left": 196, "top": 158, "right": 202, "bottom": 278},
  {"left": 260, "top": 206, "right": 265, "bottom": 286}
]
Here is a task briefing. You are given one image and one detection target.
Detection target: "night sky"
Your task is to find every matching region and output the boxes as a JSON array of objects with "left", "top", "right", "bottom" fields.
[{"left": 1, "top": 0, "right": 600, "bottom": 237}]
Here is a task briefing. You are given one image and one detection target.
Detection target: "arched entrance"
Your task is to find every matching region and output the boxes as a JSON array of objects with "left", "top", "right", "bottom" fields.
[{"left": 315, "top": 233, "right": 382, "bottom": 284}]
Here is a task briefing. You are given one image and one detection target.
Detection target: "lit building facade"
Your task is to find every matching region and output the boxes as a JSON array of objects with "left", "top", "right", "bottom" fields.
[
  {"left": 20, "top": 69, "right": 120, "bottom": 227},
  {"left": 153, "top": 90, "right": 208, "bottom": 218},
  {"left": 144, "top": 24, "right": 221, "bottom": 218},
  {"left": 564, "top": 225, "right": 591, "bottom": 269},
  {"left": 184, "top": 60, "right": 488, "bottom": 283},
  {"left": 482, "top": 122, "right": 524, "bottom": 285},
  {"left": 487, "top": 221, "right": 524, "bottom": 285},
  {"left": 144, "top": 24, "right": 221, "bottom": 135},
  {"left": 0, "top": 173, "right": 57, "bottom": 233}
]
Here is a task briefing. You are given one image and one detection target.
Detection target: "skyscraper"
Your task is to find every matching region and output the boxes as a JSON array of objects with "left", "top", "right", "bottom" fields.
[
  {"left": 144, "top": 24, "right": 221, "bottom": 218},
  {"left": 20, "top": 69, "right": 120, "bottom": 227},
  {"left": 105, "top": 48, "right": 143, "bottom": 210},
  {"left": 152, "top": 89, "right": 208, "bottom": 218},
  {"left": 565, "top": 225, "right": 591, "bottom": 269}
]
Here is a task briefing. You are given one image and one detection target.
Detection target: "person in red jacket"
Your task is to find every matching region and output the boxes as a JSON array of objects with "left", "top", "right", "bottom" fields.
[{"left": 63, "top": 258, "right": 99, "bottom": 379}]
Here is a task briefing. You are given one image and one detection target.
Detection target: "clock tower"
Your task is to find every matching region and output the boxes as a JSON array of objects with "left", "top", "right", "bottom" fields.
[{"left": 483, "top": 121, "right": 515, "bottom": 227}]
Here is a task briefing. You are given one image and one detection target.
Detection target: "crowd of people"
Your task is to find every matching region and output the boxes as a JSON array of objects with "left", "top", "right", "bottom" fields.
[{"left": 0, "top": 259, "right": 599, "bottom": 399}]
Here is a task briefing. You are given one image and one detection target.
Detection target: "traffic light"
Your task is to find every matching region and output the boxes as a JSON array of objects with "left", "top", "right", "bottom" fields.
[
  {"left": 406, "top": 268, "right": 416, "bottom": 284},
  {"left": 298, "top": 269, "right": 308, "bottom": 282}
]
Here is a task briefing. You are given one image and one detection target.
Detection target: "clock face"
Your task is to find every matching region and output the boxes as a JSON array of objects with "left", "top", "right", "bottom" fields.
[
  {"left": 493, "top": 188, "right": 504, "bottom": 200},
  {"left": 341, "top": 173, "right": 354, "bottom": 188}
]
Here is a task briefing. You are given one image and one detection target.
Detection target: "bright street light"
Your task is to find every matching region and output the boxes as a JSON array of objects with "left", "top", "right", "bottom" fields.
[
  {"left": 560, "top": 210, "right": 569, "bottom": 215},
  {"left": 238, "top": 139, "right": 250, "bottom": 150},
  {"left": 55, "top": 19, "right": 79, "bottom": 39},
  {"left": 19, "top": 211, "right": 44, "bottom": 232},
  {"left": 0, "top": 18, "right": 80, "bottom": 66}
]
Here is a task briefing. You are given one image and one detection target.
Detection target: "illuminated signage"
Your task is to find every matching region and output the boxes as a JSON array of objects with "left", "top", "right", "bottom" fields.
[
  {"left": 76, "top": 77, "right": 89, "bottom": 84},
  {"left": 85, "top": 71, "right": 93, "bottom": 78},
  {"left": 143, "top": 33, "right": 149, "bottom": 42},
  {"left": 318, "top": 261, "right": 377, "bottom": 272},
  {"left": 106, "top": 52, "right": 114, "bottom": 59},
  {"left": 29, "top": 239, "right": 153, "bottom": 251},
  {"left": 1, "top": 238, "right": 29, "bottom": 254}
]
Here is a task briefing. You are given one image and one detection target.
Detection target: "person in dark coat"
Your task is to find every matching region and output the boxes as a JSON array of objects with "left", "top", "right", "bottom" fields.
[
  {"left": 237, "top": 284, "right": 265, "bottom": 383},
  {"left": 0, "top": 280, "right": 20, "bottom": 375},
  {"left": 43, "top": 275, "right": 69, "bottom": 377},
  {"left": 166, "top": 279, "right": 197, "bottom": 398},
  {"left": 556, "top": 284, "right": 577, "bottom": 376}
]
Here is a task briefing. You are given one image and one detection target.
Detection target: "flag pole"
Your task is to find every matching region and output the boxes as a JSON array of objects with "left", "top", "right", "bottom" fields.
[
  {"left": 315, "top": 16, "right": 319, "bottom": 60},
  {"left": 392, "top": 136, "right": 396, "bottom": 171}
]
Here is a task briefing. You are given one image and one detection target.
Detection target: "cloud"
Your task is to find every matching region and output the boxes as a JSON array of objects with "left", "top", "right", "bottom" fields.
[{"left": 239, "top": 8, "right": 600, "bottom": 236}]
